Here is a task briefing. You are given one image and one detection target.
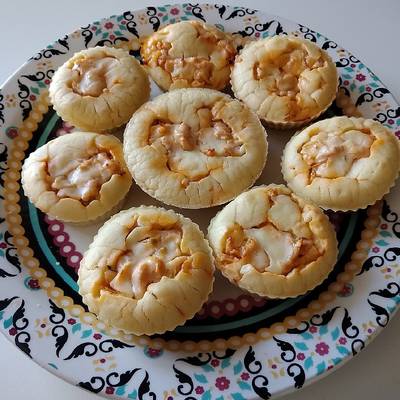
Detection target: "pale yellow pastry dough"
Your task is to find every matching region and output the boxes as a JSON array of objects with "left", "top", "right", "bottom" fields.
[
  {"left": 231, "top": 35, "right": 338, "bottom": 128},
  {"left": 140, "top": 21, "right": 237, "bottom": 91},
  {"left": 123, "top": 88, "right": 268, "bottom": 209},
  {"left": 282, "top": 116, "right": 400, "bottom": 211},
  {"left": 49, "top": 46, "right": 150, "bottom": 132},
  {"left": 78, "top": 206, "right": 214, "bottom": 335},
  {"left": 21, "top": 132, "right": 132, "bottom": 223},
  {"left": 208, "top": 185, "right": 338, "bottom": 299}
]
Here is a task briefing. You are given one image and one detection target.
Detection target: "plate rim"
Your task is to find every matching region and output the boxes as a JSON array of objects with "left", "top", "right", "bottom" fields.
[{"left": 0, "top": 3, "right": 399, "bottom": 399}]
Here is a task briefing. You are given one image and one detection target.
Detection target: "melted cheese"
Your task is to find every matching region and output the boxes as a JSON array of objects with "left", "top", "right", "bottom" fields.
[
  {"left": 109, "top": 229, "right": 186, "bottom": 299},
  {"left": 301, "top": 129, "right": 374, "bottom": 179},
  {"left": 141, "top": 21, "right": 236, "bottom": 89},
  {"left": 246, "top": 224, "right": 298, "bottom": 274},
  {"left": 221, "top": 191, "right": 321, "bottom": 276},
  {"left": 71, "top": 56, "right": 120, "bottom": 97},
  {"left": 49, "top": 151, "right": 122, "bottom": 203},
  {"left": 148, "top": 116, "right": 244, "bottom": 182}
]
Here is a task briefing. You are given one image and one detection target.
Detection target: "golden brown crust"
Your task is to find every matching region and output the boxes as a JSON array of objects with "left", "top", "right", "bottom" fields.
[
  {"left": 123, "top": 88, "right": 268, "bottom": 209},
  {"left": 282, "top": 116, "right": 400, "bottom": 211},
  {"left": 78, "top": 206, "right": 214, "bottom": 335},
  {"left": 21, "top": 132, "right": 132, "bottom": 223},
  {"left": 140, "top": 21, "right": 237, "bottom": 91},
  {"left": 231, "top": 36, "right": 338, "bottom": 128},
  {"left": 208, "top": 184, "right": 338, "bottom": 298},
  {"left": 49, "top": 46, "right": 150, "bottom": 132}
]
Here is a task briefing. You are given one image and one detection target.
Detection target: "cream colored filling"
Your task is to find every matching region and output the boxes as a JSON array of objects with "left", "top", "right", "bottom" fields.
[
  {"left": 148, "top": 109, "right": 244, "bottom": 184},
  {"left": 106, "top": 228, "right": 188, "bottom": 299},
  {"left": 165, "top": 58, "right": 214, "bottom": 87},
  {"left": 48, "top": 150, "right": 123, "bottom": 203},
  {"left": 222, "top": 193, "right": 321, "bottom": 277},
  {"left": 254, "top": 42, "right": 329, "bottom": 120},
  {"left": 141, "top": 22, "right": 236, "bottom": 86},
  {"left": 71, "top": 56, "right": 120, "bottom": 97},
  {"left": 300, "top": 129, "right": 374, "bottom": 179}
]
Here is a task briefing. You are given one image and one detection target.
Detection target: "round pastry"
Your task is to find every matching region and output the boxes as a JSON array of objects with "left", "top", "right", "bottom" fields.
[
  {"left": 21, "top": 132, "right": 132, "bottom": 223},
  {"left": 208, "top": 185, "right": 338, "bottom": 299},
  {"left": 123, "top": 88, "right": 268, "bottom": 209},
  {"left": 78, "top": 206, "right": 214, "bottom": 335},
  {"left": 282, "top": 116, "right": 400, "bottom": 211},
  {"left": 231, "top": 35, "right": 338, "bottom": 128},
  {"left": 140, "top": 21, "right": 237, "bottom": 91},
  {"left": 49, "top": 46, "right": 150, "bottom": 132}
]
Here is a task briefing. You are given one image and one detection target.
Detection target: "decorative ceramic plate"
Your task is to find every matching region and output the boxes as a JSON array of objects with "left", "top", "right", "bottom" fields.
[{"left": 1, "top": 3, "right": 400, "bottom": 399}]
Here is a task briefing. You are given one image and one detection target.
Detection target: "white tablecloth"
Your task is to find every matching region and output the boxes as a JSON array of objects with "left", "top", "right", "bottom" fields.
[{"left": 1, "top": 0, "right": 399, "bottom": 398}]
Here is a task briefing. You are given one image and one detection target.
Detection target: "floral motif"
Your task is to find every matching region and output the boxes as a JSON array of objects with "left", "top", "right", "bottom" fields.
[
  {"left": 362, "top": 320, "right": 378, "bottom": 334},
  {"left": 27, "top": 279, "right": 40, "bottom": 290},
  {"left": 5, "top": 126, "right": 18, "bottom": 139},
  {"left": 144, "top": 346, "right": 163, "bottom": 358},
  {"left": 162, "top": 389, "right": 177, "bottom": 400},
  {"left": 240, "top": 372, "right": 250, "bottom": 381},
  {"left": 372, "top": 100, "right": 390, "bottom": 112},
  {"left": 315, "top": 342, "right": 330, "bottom": 356},
  {"left": 36, "top": 60, "right": 53, "bottom": 71},
  {"left": 378, "top": 265, "right": 400, "bottom": 281},
  {"left": 338, "top": 337, "right": 347, "bottom": 345},
  {"left": 24, "top": 276, "right": 40, "bottom": 290},
  {"left": 70, "top": 31, "right": 81, "bottom": 39},
  {"left": 215, "top": 376, "right": 230, "bottom": 391},
  {"left": 92, "top": 355, "right": 117, "bottom": 372},
  {"left": 211, "top": 358, "right": 220, "bottom": 367},
  {"left": 0, "top": 233, "right": 10, "bottom": 258},
  {"left": 195, "top": 385, "right": 204, "bottom": 394},
  {"left": 5, "top": 94, "right": 16, "bottom": 108},
  {"left": 105, "top": 387, "right": 114, "bottom": 395},
  {"left": 338, "top": 283, "right": 354, "bottom": 297},
  {"left": 267, "top": 356, "right": 285, "bottom": 378},
  {"left": 297, "top": 353, "right": 305, "bottom": 361},
  {"left": 9, "top": 327, "right": 17, "bottom": 336},
  {"left": 35, "top": 318, "right": 51, "bottom": 338}
]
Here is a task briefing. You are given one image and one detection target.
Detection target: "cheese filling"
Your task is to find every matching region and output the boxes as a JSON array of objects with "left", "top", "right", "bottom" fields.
[
  {"left": 71, "top": 56, "right": 120, "bottom": 97},
  {"left": 300, "top": 129, "right": 374, "bottom": 180},
  {"left": 221, "top": 192, "right": 322, "bottom": 278},
  {"left": 252, "top": 39, "right": 333, "bottom": 121},
  {"left": 148, "top": 107, "right": 244, "bottom": 184},
  {"left": 48, "top": 148, "right": 123, "bottom": 203},
  {"left": 141, "top": 21, "right": 236, "bottom": 87},
  {"left": 104, "top": 226, "right": 189, "bottom": 299}
]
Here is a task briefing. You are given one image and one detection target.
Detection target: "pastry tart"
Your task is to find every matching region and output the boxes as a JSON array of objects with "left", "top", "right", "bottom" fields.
[
  {"left": 21, "top": 132, "right": 131, "bottom": 223},
  {"left": 49, "top": 46, "right": 150, "bottom": 132},
  {"left": 123, "top": 88, "right": 268, "bottom": 208},
  {"left": 231, "top": 35, "right": 338, "bottom": 128},
  {"left": 78, "top": 206, "right": 214, "bottom": 335},
  {"left": 208, "top": 185, "right": 338, "bottom": 299},
  {"left": 282, "top": 116, "right": 400, "bottom": 211},
  {"left": 140, "top": 21, "right": 237, "bottom": 91}
]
